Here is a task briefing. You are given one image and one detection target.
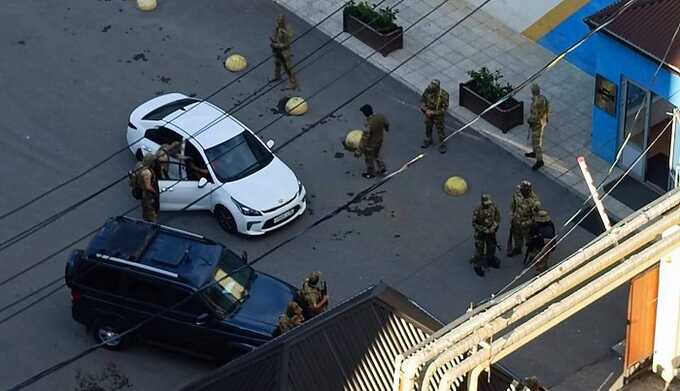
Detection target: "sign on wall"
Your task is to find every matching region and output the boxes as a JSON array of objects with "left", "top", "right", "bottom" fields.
[{"left": 595, "top": 74, "right": 617, "bottom": 115}]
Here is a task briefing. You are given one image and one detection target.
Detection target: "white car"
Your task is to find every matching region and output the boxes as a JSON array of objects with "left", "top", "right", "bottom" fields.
[{"left": 126, "top": 93, "right": 307, "bottom": 235}]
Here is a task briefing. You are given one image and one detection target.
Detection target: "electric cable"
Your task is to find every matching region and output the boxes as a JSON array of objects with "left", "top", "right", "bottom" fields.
[
  {"left": 0, "top": 2, "right": 350, "bottom": 223},
  {"left": 0, "top": 0, "right": 400, "bottom": 254}
]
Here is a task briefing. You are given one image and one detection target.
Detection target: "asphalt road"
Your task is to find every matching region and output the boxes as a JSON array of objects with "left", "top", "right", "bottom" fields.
[{"left": 0, "top": 0, "right": 627, "bottom": 389}]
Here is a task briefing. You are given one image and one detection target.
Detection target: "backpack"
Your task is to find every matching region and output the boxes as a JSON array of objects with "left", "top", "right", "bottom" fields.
[{"left": 128, "top": 162, "right": 145, "bottom": 200}]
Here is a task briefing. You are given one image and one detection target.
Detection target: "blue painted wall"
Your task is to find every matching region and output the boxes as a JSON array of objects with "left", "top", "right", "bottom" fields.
[
  {"left": 538, "top": 0, "right": 618, "bottom": 75},
  {"left": 590, "top": 33, "right": 680, "bottom": 164}
]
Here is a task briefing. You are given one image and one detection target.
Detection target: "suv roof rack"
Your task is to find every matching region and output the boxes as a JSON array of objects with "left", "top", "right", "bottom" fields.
[
  {"left": 119, "top": 216, "right": 205, "bottom": 240},
  {"left": 96, "top": 253, "right": 178, "bottom": 279}
]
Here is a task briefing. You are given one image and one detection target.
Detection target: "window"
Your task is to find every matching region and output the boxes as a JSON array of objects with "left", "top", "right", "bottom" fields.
[
  {"left": 204, "top": 131, "right": 274, "bottom": 182},
  {"left": 144, "top": 126, "right": 183, "bottom": 146},
  {"left": 594, "top": 74, "right": 617, "bottom": 115},
  {"left": 142, "top": 98, "right": 199, "bottom": 121},
  {"left": 80, "top": 265, "right": 123, "bottom": 295},
  {"left": 126, "top": 275, "right": 165, "bottom": 307},
  {"left": 161, "top": 162, "right": 188, "bottom": 181},
  {"left": 184, "top": 141, "right": 212, "bottom": 182},
  {"left": 623, "top": 82, "right": 648, "bottom": 150}
]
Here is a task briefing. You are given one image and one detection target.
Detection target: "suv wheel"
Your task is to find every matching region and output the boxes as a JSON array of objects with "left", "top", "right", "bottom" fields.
[
  {"left": 93, "top": 319, "right": 126, "bottom": 350},
  {"left": 215, "top": 205, "right": 237, "bottom": 233}
]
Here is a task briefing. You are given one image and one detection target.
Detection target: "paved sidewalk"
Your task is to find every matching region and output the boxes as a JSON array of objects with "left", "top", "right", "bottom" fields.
[{"left": 275, "top": 0, "right": 634, "bottom": 220}]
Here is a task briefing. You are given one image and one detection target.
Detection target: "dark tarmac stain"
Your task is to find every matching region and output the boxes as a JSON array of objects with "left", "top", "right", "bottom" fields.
[
  {"left": 188, "top": 93, "right": 197, "bottom": 97},
  {"left": 346, "top": 192, "right": 354, "bottom": 196},
  {"left": 310, "top": 194, "right": 316, "bottom": 199},
  {"left": 322, "top": 149, "right": 327, "bottom": 153},
  {"left": 133, "top": 53, "right": 148, "bottom": 62},
  {"left": 102, "top": 25, "right": 111, "bottom": 32},
  {"left": 331, "top": 230, "right": 358, "bottom": 241},
  {"left": 307, "top": 207, "right": 314, "bottom": 216},
  {"left": 119, "top": 8, "right": 123, "bottom": 12},
  {"left": 154, "top": 90, "right": 165, "bottom": 96},
  {"left": 16, "top": 40, "right": 26, "bottom": 45},
  {"left": 334, "top": 152, "right": 344, "bottom": 159},
  {"left": 158, "top": 75, "right": 171, "bottom": 84},
  {"left": 258, "top": 114, "right": 263, "bottom": 118},
  {"left": 393, "top": 234, "right": 401, "bottom": 238},
  {"left": 345, "top": 170, "right": 351, "bottom": 175},
  {"left": 346, "top": 191, "right": 385, "bottom": 216},
  {"left": 270, "top": 96, "right": 291, "bottom": 115},
  {"left": 223, "top": 47, "right": 232, "bottom": 54},
  {"left": 158, "top": 26, "right": 163, "bottom": 31}
]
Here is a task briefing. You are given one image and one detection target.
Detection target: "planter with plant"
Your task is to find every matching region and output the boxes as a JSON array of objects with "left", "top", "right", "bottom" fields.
[
  {"left": 343, "top": 1, "right": 403, "bottom": 56},
  {"left": 459, "top": 67, "right": 524, "bottom": 132}
]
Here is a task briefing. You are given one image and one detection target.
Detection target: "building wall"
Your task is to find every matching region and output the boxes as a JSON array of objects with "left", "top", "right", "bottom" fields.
[{"left": 591, "top": 33, "right": 680, "bottom": 164}]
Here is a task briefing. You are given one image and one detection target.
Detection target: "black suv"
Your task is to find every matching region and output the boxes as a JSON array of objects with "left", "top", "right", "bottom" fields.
[{"left": 65, "top": 216, "right": 297, "bottom": 359}]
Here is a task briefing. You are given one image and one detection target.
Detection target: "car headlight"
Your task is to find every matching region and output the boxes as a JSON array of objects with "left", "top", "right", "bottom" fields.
[{"left": 231, "top": 197, "right": 262, "bottom": 216}]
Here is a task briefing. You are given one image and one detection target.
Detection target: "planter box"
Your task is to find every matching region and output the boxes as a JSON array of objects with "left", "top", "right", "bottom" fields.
[
  {"left": 342, "top": 10, "right": 403, "bottom": 57},
  {"left": 459, "top": 81, "right": 524, "bottom": 133}
]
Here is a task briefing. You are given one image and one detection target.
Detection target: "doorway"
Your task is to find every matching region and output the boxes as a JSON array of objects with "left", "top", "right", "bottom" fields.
[{"left": 619, "top": 80, "right": 676, "bottom": 192}]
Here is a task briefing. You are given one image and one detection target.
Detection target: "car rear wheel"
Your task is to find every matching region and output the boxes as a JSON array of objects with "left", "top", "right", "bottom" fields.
[
  {"left": 93, "top": 319, "right": 126, "bottom": 350},
  {"left": 215, "top": 205, "right": 237, "bottom": 233}
]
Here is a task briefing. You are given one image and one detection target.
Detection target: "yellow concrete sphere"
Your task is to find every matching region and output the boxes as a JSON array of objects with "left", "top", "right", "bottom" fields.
[
  {"left": 285, "top": 97, "right": 308, "bottom": 116},
  {"left": 344, "top": 130, "right": 364, "bottom": 151},
  {"left": 137, "top": 0, "right": 157, "bottom": 11},
  {"left": 444, "top": 176, "right": 468, "bottom": 196},
  {"left": 224, "top": 54, "right": 247, "bottom": 72}
]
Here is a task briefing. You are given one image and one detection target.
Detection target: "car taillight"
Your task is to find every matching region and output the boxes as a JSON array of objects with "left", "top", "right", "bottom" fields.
[
  {"left": 71, "top": 289, "right": 81, "bottom": 303},
  {"left": 128, "top": 122, "right": 137, "bottom": 130}
]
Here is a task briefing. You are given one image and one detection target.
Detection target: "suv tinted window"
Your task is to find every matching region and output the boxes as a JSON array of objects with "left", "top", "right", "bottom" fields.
[
  {"left": 144, "top": 127, "right": 183, "bottom": 146},
  {"left": 142, "top": 98, "right": 199, "bottom": 121},
  {"left": 125, "top": 274, "right": 194, "bottom": 309},
  {"left": 78, "top": 264, "right": 123, "bottom": 295}
]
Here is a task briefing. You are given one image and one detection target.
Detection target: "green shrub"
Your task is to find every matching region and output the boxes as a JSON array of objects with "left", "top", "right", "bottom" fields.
[
  {"left": 345, "top": 1, "right": 400, "bottom": 34},
  {"left": 466, "top": 67, "right": 514, "bottom": 106}
]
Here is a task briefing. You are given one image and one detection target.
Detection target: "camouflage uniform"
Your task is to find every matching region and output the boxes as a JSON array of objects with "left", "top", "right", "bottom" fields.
[
  {"left": 526, "top": 84, "right": 549, "bottom": 168},
  {"left": 359, "top": 105, "right": 389, "bottom": 177},
  {"left": 472, "top": 194, "right": 501, "bottom": 276},
  {"left": 421, "top": 80, "right": 449, "bottom": 153},
  {"left": 508, "top": 181, "right": 541, "bottom": 256},
  {"left": 276, "top": 301, "right": 304, "bottom": 336},
  {"left": 271, "top": 15, "right": 297, "bottom": 89},
  {"left": 300, "top": 271, "right": 327, "bottom": 319},
  {"left": 138, "top": 153, "right": 160, "bottom": 223},
  {"left": 155, "top": 141, "right": 185, "bottom": 179},
  {"left": 526, "top": 210, "right": 555, "bottom": 272}
]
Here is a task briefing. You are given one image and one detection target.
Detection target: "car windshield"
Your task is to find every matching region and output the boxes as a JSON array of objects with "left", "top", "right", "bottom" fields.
[
  {"left": 204, "top": 131, "right": 274, "bottom": 182},
  {"left": 202, "top": 249, "right": 254, "bottom": 316}
]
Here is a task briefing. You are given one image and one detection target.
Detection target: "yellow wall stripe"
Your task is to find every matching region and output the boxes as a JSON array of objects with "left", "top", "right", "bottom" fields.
[{"left": 522, "top": 0, "right": 589, "bottom": 41}]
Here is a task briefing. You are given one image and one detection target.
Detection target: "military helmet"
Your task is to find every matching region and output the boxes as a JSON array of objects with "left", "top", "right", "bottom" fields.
[
  {"left": 359, "top": 104, "right": 373, "bottom": 117},
  {"left": 307, "top": 271, "right": 321, "bottom": 285},
  {"left": 276, "top": 14, "right": 286, "bottom": 26},
  {"left": 520, "top": 180, "right": 532, "bottom": 190},
  {"left": 287, "top": 301, "right": 302, "bottom": 316},
  {"left": 481, "top": 193, "right": 493, "bottom": 206},
  {"left": 531, "top": 83, "right": 540, "bottom": 95},
  {"left": 142, "top": 152, "right": 157, "bottom": 168},
  {"left": 429, "top": 79, "right": 440, "bottom": 89},
  {"left": 535, "top": 209, "right": 551, "bottom": 223}
]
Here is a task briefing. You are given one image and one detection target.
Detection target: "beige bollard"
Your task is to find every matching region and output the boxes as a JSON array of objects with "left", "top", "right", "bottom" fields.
[
  {"left": 444, "top": 176, "right": 468, "bottom": 196},
  {"left": 224, "top": 54, "right": 247, "bottom": 72},
  {"left": 343, "top": 130, "right": 363, "bottom": 151},
  {"left": 137, "top": 0, "right": 157, "bottom": 11},
  {"left": 285, "top": 97, "right": 308, "bottom": 116}
]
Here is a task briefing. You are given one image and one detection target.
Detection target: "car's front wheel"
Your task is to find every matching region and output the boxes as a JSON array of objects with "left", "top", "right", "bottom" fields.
[
  {"left": 93, "top": 319, "right": 127, "bottom": 350},
  {"left": 215, "top": 205, "right": 237, "bottom": 233}
]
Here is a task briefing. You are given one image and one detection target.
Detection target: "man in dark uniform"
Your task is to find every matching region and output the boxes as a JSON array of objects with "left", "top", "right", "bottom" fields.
[
  {"left": 270, "top": 14, "right": 297, "bottom": 89},
  {"left": 420, "top": 79, "right": 449, "bottom": 154},
  {"left": 358, "top": 104, "right": 389, "bottom": 179},
  {"left": 525, "top": 209, "right": 556, "bottom": 272},
  {"left": 471, "top": 194, "right": 501, "bottom": 277}
]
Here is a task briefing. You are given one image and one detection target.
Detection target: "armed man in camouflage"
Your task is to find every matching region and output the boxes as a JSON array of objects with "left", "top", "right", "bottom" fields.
[
  {"left": 138, "top": 153, "right": 160, "bottom": 223},
  {"left": 275, "top": 301, "right": 305, "bottom": 336},
  {"left": 270, "top": 14, "right": 298, "bottom": 89},
  {"left": 358, "top": 104, "right": 389, "bottom": 179},
  {"left": 526, "top": 209, "right": 556, "bottom": 272},
  {"left": 525, "top": 84, "right": 549, "bottom": 170},
  {"left": 471, "top": 194, "right": 501, "bottom": 277},
  {"left": 420, "top": 79, "right": 449, "bottom": 154},
  {"left": 299, "top": 271, "right": 329, "bottom": 319},
  {"left": 508, "top": 180, "right": 541, "bottom": 258}
]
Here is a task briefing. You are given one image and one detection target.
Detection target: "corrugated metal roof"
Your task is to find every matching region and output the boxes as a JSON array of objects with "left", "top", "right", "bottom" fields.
[
  {"left": 586, "top": 0, "right": 680, "bottom": 74},
  {"left": 178, "top": 283, "right": 518, "bottom": 391}
]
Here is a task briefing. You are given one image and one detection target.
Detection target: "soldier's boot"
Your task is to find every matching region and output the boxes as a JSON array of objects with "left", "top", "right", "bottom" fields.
[
  {"left": 376, "top": 160, "right": 387, "bottom": 176},
  {"left": 438, "top": 143, "right": 447, "bottom": 154},
  {"left": 524, "top": 152, "right": 536, "bottom": 158},
  {"left": 489, "top": 256, "right": 501, "bottom": 269},
  {"left": 272, "top": 62, "right": 282, "bottom": 82},
  {"left": 473, "top": 265, "right": 485, "bottom": 277},
  {"left": 532, "top": 160, "right": 544, "bottom": 170},
  {"left": 421, "top": 138, "right": 432, "bottom": 148},
  {"left": 508, "top": 248, "right": 522, "bottom": 257},
  {"left": 287, "top": 73, "right": 298, "bottom": 90}
]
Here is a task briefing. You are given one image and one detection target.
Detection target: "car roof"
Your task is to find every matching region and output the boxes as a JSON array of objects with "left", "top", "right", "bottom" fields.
[
  {"left": 163, "top": 99, "right": 248, "bottom": 150},
  {"left": 85, "top": 216, "right": 232, "bottom": 288}
]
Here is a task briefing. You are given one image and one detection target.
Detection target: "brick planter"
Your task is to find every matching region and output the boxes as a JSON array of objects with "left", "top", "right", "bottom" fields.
[
  {"left": 459, "top": 81, "right": 524, "bottom": 133},
  {"left": 342, "top": 10, "right": 403, "bottom": 57}
]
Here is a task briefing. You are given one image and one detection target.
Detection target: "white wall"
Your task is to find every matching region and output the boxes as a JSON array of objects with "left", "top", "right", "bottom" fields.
[{"left": 464, "top": 0, "right": 562, "bottom": 33}]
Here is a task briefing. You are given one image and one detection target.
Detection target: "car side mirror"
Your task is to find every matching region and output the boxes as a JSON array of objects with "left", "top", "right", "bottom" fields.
[
  {"left": 241, "top": 251, "right": 248, "bottom": 262},
  {"left": 266, "top": 139, "right": 275, "bottom": 149},
  {"left": 198, "top": 177, "right": 208, "bottom": 188},
  {"left": 195, "top": 313, "right": 210, "bottom": 326}
]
